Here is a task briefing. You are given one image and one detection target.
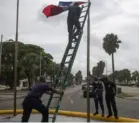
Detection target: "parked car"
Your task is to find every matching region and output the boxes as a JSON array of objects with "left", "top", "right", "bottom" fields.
[
  {"left": 81, "top": 83, "right": 87, "bottom": 90},
  {"left": 82, "top": 84, "right": 93, "bottom": 98}
]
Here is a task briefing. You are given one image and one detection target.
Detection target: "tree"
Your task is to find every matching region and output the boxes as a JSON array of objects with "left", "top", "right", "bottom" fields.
[
  {"left": 75, "top": 70, "right": 83, "bottom": 85},
  {"left": 108, "top": 70, "right": 119, "bottom": 81},
  {"left": 92, "top": 66, "right": 98, "bottom": 76},
  {"left": 97, "top": 61, "right": 105, "bottom": 77},
  {"left": 103, "top": 33, "right": 121, "bottom": 83},
  {"left": 20, "top": 53, "right": 40, "bottom": 90},
  {"left": 1, "top": 41, "right": 26, "bottom": 88},
  {"left": 109, "top": 69, "right": 131, "bottom": 84},
  {"left": 92, "top": 61, "right": 105, "bottom": 77},
  {"left": 67, "top": 73, "right": 74, "bottom": 86},
  {"left": 132, "top": 71, "right": 139, "bottom": 84},
  {"left": 1, "top": 40, "right": 54, "bottom": 89}
]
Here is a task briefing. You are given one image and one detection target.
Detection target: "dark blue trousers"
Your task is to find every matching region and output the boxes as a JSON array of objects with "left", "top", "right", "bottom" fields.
[{"left": 22, "top": 97, "right": 48, "bottom": 122}]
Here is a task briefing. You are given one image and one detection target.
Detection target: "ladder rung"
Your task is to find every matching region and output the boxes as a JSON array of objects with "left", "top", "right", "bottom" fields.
[
  {"left": 80, "top": 15, "right": 85, "bottom": 18},
  {"left": 72, "top": 40, "right": 77, "bottom": 42},
  {"left": 82, "top": 10, "right": 87, "bottom": 13},
  {"left": 83, "top": 5, "right": 89, "bottom": 8},
  {"left": 53, "top": 96, "right": 61, "bottom": 98},
  {"left": 64, "top": 61, "right": 70, "bottom": 64},
  {"left": 50, "top": 106, "right": 57, "bottom": 109},
  {"left": 67, "top": 54, "right": 72, "bottom": 56},
  {"left": 70, "top": 46, "right": 75, "bottom": 49}
]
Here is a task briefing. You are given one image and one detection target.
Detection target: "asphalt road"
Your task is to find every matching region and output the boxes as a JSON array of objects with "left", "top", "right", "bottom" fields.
[
  {"left": 60, "top": 88, "right": 139, "bottom": 119},
  {"left": 0, "top": 85, "right": 138, "bottom": 119}
]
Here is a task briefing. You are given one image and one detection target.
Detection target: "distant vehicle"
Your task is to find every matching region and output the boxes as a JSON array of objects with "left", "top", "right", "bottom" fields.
[
  {"left": 82, "top": 84, "right": 93, "bottom": 98},
  {"left": 81, "top": 83, "right": 87, "bottom": 90}
]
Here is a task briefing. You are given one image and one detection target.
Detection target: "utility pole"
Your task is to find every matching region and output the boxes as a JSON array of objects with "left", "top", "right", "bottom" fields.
[
  {"left": 14, "top": 0, "right": 19, "bottom": 116},
  {"left": 87, "top": 0, "right": 90, "bottom": 122},
  {"left": 40, "top": 52, "right": 42, "bottom": 77},
  {"left": 0, "top": 35, "right": 3, "bottom": 84}
]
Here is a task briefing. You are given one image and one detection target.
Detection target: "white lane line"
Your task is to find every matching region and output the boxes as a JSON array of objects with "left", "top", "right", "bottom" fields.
[
  {"left": 67, "top": 93, "right": 75, "bottom": 104},
  {"left": 68, "top": 96, "right": 74, "bottom": 104}
]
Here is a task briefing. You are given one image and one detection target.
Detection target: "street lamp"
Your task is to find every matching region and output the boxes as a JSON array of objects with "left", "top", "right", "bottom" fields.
[
  {"left": 40, "top": 52, "right": 42, "bottom": 77},
  {"left": 103, "top": 60, "right": 108, "bottom": 76},
  {"left": 40, "top": 53, "right": 50, "bottom": 77},
  {"left": 0, "top": 35, "right": 3, "bottom": 84},
  {"left": 87, "top": 0, "right": 90, "bottom": 122},
  {"left": 14, "top": 0, "right": 19, "bottom": 116}
]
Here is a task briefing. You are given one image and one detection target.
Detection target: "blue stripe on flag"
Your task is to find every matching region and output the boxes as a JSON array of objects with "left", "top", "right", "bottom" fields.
[{"left": 58, "top": 1, "right": 73, "bottom": 7}]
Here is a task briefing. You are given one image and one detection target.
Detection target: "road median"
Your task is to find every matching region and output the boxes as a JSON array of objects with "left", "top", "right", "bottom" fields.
[{"left": 0, "top": 109, "right": 138, "bottom": 122}]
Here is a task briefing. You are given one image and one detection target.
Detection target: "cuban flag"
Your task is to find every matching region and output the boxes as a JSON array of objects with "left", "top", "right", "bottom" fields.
[{"left": 42, "top": 1, "right": 85, "bottom": 18}]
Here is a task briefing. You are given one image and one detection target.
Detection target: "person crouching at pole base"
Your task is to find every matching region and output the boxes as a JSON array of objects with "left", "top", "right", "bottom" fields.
[
  {"left": 100, "top": 77, "right": 118, "bottom": 119},
  {"left": 21, "top": 76, "right": 63, "bottom": 122},
  {"left": 67, "top": 2, "right": 82, "bottom": 48}
]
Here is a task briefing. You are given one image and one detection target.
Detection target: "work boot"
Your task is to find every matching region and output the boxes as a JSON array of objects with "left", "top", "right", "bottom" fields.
[
  {"left": 102, "top": 112, "right": 104, "bottom": 117},
  {"left": 93, "top": 112, "right": 98, "bottom": 115},
  {"left": 115, "top": 115, "right": 119, "bottom": 119},
  {"left": 107, "top": 115, "right": 112, "bottom": 118}
]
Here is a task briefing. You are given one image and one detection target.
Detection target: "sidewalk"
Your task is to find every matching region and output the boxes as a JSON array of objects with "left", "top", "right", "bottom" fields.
[
  {"left": 0, "top": 91, "right": 28, "bottom": 101},
  {"left": 0, "top": 85, "right": 81, "bottom": 101},
  {"left": 117, "top": 86, "right": 139, "bottom": 101}
]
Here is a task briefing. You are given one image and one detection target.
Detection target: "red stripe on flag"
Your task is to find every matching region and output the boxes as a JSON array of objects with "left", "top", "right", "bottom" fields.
[{"left": 42, "top": 5, "right": 64, "bottom": 17}]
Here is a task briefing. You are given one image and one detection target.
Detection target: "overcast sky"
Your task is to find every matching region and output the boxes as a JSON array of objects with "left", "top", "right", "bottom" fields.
[{"left": 0, "top": 0, "right": 139, "bottom": 77}]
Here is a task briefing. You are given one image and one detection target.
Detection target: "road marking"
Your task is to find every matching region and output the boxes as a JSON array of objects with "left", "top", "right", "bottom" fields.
[
  {"left": 67, "top": 93, "right": 75, "bottom": 104},
  {"left": 68, "top": 96, "right": 74, "bottom": 104}
]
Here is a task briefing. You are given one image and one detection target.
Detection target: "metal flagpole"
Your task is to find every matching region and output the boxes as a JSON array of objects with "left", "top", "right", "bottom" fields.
[
  {"left": 40, "top": 52, "right": 42, "bottom": 77},
  {"left": 0, "top": 35, "right": 3, "bottom": 84},
  {"left": 87, "top": 0, "right": 90, "bottom": 122},
  {"left": 105, "top": 61, "right": 108, "bottom": 76},
  {"left": 14, "top": 0, "right": 19, "bottom": 116}
]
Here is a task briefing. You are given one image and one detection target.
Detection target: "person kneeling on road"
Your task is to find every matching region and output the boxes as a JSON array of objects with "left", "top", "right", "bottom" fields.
[{"left": 21, "top": 76, "right": 63, "bottom": 122}]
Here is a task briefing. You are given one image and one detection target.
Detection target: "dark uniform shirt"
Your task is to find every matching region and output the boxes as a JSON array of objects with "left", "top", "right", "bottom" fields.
[
  {"left": 92, "top": 82, "right": 103, "bottom": 97},
  {"left": 27, "top": 83, "right": 52, "bottom": 99},
  {"left": 103, "top": 81, "right": 116, "bottom": 96},
  {"left": 67, "top": 6, "right": 81, "bottom": 22}
]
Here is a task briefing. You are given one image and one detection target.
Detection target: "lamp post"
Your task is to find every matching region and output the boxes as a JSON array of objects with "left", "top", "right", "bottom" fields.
[
  {"left": 13, "top": 0, "right": 19, "bottom": 116},
  {"left": 40, "top": 52, "right": 42, "bottom": 77},
  {"left": 87, "top": 0, "right": 90, "bottom": 122},
  {"left": 0, "top": 35, "right": 3, "bottom": 84}
]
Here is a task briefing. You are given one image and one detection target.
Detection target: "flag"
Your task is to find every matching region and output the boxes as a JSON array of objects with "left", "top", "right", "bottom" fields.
[
  {"left": 42, "top": 1, "right": 86, "bottom": 18},
  {"left": 42, "top": 5, "right": 65, "bottom": 17}
]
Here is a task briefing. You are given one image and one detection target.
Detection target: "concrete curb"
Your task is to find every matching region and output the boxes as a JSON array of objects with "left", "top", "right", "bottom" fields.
[
  {"left": 0, "top": 96, "right": 25, "bottom": 101},
  {"left": 0, "top": 109, "right": 138, "bottom": 122},
  {"left": 116, "top": 96, "right": 139, "bottom": 101}
]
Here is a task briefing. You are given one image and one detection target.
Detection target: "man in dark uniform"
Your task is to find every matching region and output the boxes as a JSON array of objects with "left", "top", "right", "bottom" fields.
[
  {"left": 100, "top": 77, "right": 118, "bottom": 119},
  {"left": 89, "top": 74, "right": 104, "bottom": 116},
  {"left": 67, "top": 2, "right": 82, "bottom": 47},
  {"left": 22, "top": 76, "right": 63, "bottom": 122}
]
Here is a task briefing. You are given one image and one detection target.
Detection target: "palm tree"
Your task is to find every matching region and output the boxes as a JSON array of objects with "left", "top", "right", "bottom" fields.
[
  {"left": 103, "top": 33, "right": 121, "bottom": 83},
  {"left": 132, "top": 71, "right": 139, "bottom": 84}
]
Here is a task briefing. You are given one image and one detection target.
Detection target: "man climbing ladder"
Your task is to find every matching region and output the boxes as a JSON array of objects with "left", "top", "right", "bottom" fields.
[
  {"left": 67, "top": 2, "right": 82, "bottom": 47},
  {"left": 42, "top": 2, "right": 91, "bottom": 122}
]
